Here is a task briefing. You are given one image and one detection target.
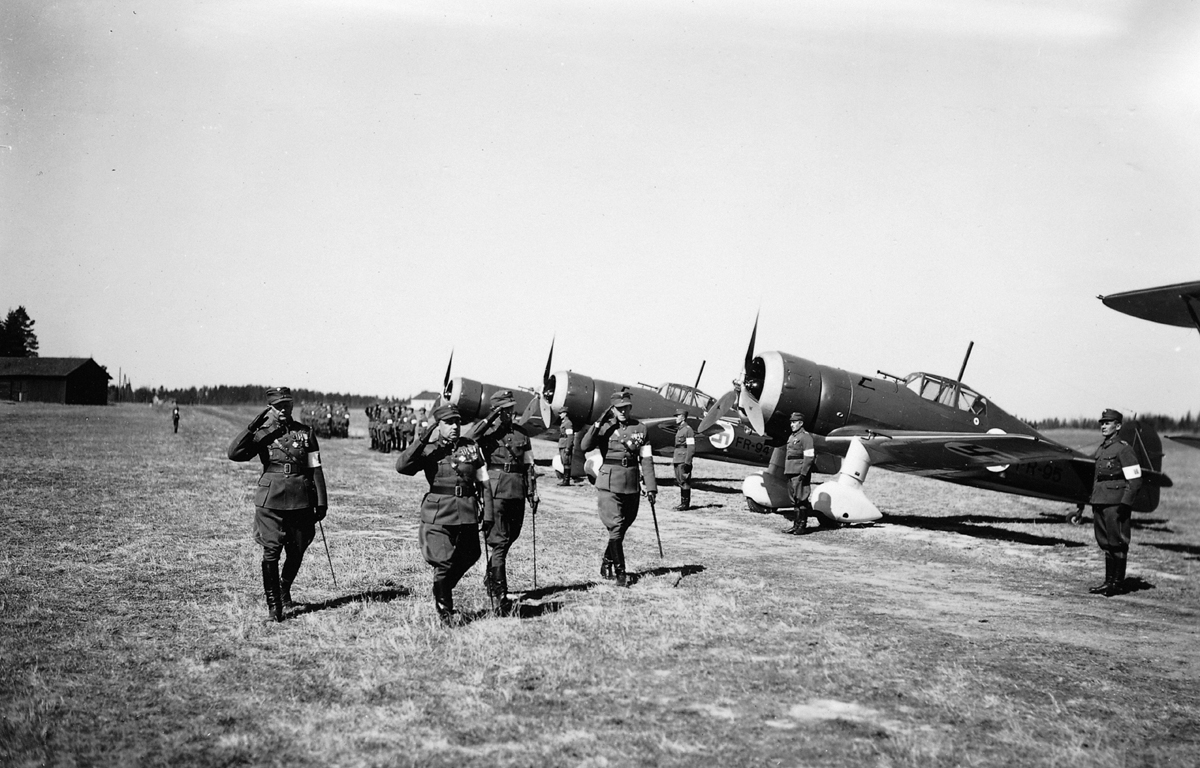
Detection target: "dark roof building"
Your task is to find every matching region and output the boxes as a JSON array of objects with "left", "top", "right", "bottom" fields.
[{"left": 0, "top": 357, "right": 112, "bottom": 405}]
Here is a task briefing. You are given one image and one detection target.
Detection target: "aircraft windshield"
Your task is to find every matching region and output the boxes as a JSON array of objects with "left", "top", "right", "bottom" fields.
[
  {"left": 904, "top": 373, "right": 986, "bottom": 415},
  {"left": 658, "top": 383, "right": 715, "bottom": 411}
]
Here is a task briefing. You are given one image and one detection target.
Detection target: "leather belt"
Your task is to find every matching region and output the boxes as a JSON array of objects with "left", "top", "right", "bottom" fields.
[
  {"left": 1095, "top": 473, "right": 1123, "bottom": 481},
  {"left": 265, "top": 462, "right": 306, "bottom": 476},
  {"left": 489, "top": 462, "right": 524, "bottom": 473},
  {"left": 430, "top": 483, "right": 476, "bottom": 497},
  {"left": 604, "top": 457, "right": 634, "bottom": 468}
]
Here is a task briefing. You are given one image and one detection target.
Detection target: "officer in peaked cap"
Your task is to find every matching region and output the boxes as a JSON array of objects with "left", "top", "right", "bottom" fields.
[
  {"left": 227, "top": 386, "right": 329, "bottom": 622},
  {"left": 397, "top": 402, "right": 493, "bottom": 625},
  {"left": 672, "top": 408, "right": 696, "bottom": 510},
  {"left": 580, "top": 387, "right": 657, "bottom": 587},
  {"left": 463, "top": 389, "right": 538, "bottom": 616},
  {"left": 1088, "top": 408, "right": 1143, "bottom": 597},
  {"left": 781, "top": 411, "right": 816, "bottom": 535}
]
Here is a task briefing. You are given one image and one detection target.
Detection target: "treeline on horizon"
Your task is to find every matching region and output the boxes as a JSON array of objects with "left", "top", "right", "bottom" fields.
[
  {"left": 109, "top": 384, "right": 406, "bottom": 408},
  {"left": 1029, "top": 413, "right": 1200, "bottom": 432}
]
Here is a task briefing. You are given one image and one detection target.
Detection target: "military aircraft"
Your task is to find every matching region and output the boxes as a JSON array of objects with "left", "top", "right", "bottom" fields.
[
  {"left": 1100, "top": 279, "right": 1200, "bottom": 448},
  {"left": 699, "top": 320, "right": 1172, "bottom": 526}
]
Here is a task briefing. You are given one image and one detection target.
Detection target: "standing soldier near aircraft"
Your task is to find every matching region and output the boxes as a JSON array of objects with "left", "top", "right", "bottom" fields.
[
  {"left": 1088, "top": 409, "right": 1143, "bottom": 597},
  {"left": 581, "top": 388, "right": 657, "bottom": 587},
  {"left": 781, "top": 411, "right": 816, "bottom": 535},
  {"left": 396, "top": 403, "right": 492, "bottom": 626},
  {"left": 465, "top": 390, "right": 537, "bottom": 615},
  {"left": 557, "top": 411, "right": 577, "bottom": 486},
  {"left": 227, "top": 387, "right": 329, "bottom": 622},
  {"left": 172, "top": 404, "right": 180, "bottom": 434},
  {"left": 672, "top": 408, "right": 695, "bottom": 510}
]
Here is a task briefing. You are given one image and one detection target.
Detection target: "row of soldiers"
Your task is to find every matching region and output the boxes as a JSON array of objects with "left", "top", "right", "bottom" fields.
[
  {"left": 299, "top": 402, "right": 351, "bottom": 439},
  {"left": 366, "top": 404, "right": 429, "bottom": 453}
]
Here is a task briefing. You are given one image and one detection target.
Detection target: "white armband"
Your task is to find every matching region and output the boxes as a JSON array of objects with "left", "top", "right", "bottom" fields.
[
  {"left": 804, "top": 449, "right": 815, "bottom": 458},
  {"left": 308, "top": 451, "right": 322, "bottom": 468},
  {"left": 524, "top": 451, "right": 534, "bottom": 465},
  {"left": 685, "top": 437, "right": 695, "bottom": 446},
  {"left": 565, "top": 428, "right": 574, "bottom": 436},
  {"left": 640, "top": 445, "right": 653, "bottom": 458},
  {"left": 1122, "top": 464, "right": 1142, "bottom": 480},
  {"left": 476, "top": 466, "right": 490, "bottom": 482}
]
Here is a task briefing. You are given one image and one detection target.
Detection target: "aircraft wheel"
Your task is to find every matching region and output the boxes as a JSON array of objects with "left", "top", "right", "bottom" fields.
[
  {"left": 745, "top": 497, "right": 771, "bottom": 515},
  {"left": 1067, "top": 507, "right": 1085, "bottom": 526}
]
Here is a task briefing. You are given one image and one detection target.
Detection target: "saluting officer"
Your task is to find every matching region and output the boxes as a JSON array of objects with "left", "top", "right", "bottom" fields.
[
  {"left": 581, "top": 388, "right": 657, "bottom": 587},
  {"left": 396, "top": 403, "right": 493, "bottom": 625},
  {"left": 672, "top": 408, "right": 696, "bottom": 511},
  {"left": 227, "top": 387, "right": 329, "bottom": 622},
  {"left": 781, "top": 411, "right": 816, "bottom": 535},
  {"left": 1088, "top": 408, "right": 1143, "bottom": 597},
  {"left": 465, "top": 389, "right": 537, "bottom": 615},
  {"left": 557, "top": 411, "right": 577, "bottom": 486}
]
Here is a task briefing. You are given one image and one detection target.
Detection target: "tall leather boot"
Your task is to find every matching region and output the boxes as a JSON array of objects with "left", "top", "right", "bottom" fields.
[
  {"left": 601, "top": 541, "right": 615, "bottom": 580},
  {"left": 491, "top": 564, "right": 512, "bottom": 616},
  {"left": 614, "top": 541, "right": 628, "bottom": 588},
  {"left": 280, "top": 557, "right": 301, "bottom": 609},
  {"left": 1089, "top": 553, "right": 1114, "bottom": 594},
  {"left": 433, "top": 581, "right": 457, "bottom": 626},
  {"left": 1104, "top": 556, "right": 1128, "bottom": 597},
  {"left": 676, "top": 490, "right": 691, "bottom": 511},
  {"left": 783, "top": 506, "right": 808, "bottom": 535},
  {"left": 261, "top": 561, "right": 284, "bottom": 623}
]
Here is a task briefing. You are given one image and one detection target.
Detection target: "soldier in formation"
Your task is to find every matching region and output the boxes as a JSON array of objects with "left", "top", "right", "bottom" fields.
[
  {"left": 672, "top": 408, "right": 695, "bottom": 510},
  {"left": 1088, "top": 408, "right": 1143, "bottom": 597},
  {"left": 172, "top": 404, "right": 180, "bottom": 434},
  {"left": 781, "top": 411, "right": 816, "bottom": 535},
  {"left": 396, "top": 403, "right": 492, "bottom": 625},
  {"left": 227, "top": 387, "right": 329, "bottom": 622},
  {"left": 581, "top": 388, "right": 657, "bottom": 587},
  {"left": 557, "top": 411, "right": 577, "bottom": 485},
  {"left": 465, "top": 390, "right": 538, "bottom": 615}
]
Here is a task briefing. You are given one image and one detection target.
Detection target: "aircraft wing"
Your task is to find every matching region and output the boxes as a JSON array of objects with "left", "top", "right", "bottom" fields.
[
  {"left": 1099, "top": 280, "right": 1200, "bottom": 329},
  {"left": 1168, "top": 434, "right": 1200, "bottom": 450},
  {"left": 821, "top": 428, "right": 1080, "bottom": 471}
]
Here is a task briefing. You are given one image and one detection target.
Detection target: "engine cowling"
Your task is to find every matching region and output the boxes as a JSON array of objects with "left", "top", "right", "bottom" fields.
[{"left": 744, "top": 352, "right": 852, "bottom": 438}]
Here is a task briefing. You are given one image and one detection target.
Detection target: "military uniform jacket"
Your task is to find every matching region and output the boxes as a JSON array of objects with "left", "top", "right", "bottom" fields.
[
  {"left": 1090, "top": 436, "right": 1143, "bottom": 506},
  {"left": 475, "top": 420, "right": 533, "bottom": 500},
  {"left": 396, "top": 437, "right": 490, "bottom": 525},
  {"left": 227, "top": 415, "right": 328, "bottom": 511},
  {"left": 673, "top": 423, "right": 696, "bottom": 466},
  {"left": 558, "top": 417, "right": 576, "bottom": 450},
  {"left": 582, "top": 417, "right": 658, "bottom": 495},
  {"left": 784, "top": 428, "right": 815, "bottom": 478}
]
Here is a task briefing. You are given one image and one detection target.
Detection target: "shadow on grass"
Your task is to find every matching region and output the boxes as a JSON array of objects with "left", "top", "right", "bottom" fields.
[
  {"left": 882, "top": 514, "right": 1087, "bottom": 547},
  {"left": 626, "top": 563, "right": 706, "bottom": 587},
  {"left": 689, "top": 480, "right": 743, "bottom": 495},
  {"left": 1139, "top": 542, "right": 1200, "bottom": 560},
  {"left": 511, "top": 564, "right": 706, "bottom": 599},
  {"left": 289, "top": 587, "right": 411, "bottom": 617},
  {"left": 1116, "top": 577, "right": 1156, "bottom": 595}
]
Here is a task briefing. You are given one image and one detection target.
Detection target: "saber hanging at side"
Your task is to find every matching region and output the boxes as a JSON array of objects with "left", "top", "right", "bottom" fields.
[
  {"left": 318, "top": 520, "right": 337, "bottom": 588},
  {"left": 531, "top": 496, "right": 539, "bottom": 588},
  {"left": 648, "top": 493, "right": 664, "bottom": 558}
]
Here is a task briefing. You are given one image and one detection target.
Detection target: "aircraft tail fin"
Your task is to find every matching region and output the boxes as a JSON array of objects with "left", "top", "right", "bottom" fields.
[{"left": 1123, "top": 419, "right": 1169, "bottom": 512}]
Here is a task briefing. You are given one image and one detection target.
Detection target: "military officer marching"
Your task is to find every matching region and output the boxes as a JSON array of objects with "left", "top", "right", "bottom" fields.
[
  {"left": 227, "top": 386, "right": 329, "bottom": 622},
  {"left": 781, "top": 411, "right": 816, "bottom": 535},
  {"left": 581, "top": 388, "right": 657, "bottom": 587},
  {"left": 672, "top": 408, "right": 696, "bottom": 511},
  {"left": 464, "top": 390, "right": 538, "bottom": 616},
  {"left": 1088, "top": 408, "right": 1143, "bottom": 597},
  {"left": 396, "top": 403, "right": 493, "bottom": 625}
]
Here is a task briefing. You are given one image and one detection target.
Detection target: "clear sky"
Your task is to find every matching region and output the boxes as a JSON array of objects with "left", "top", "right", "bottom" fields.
[{"left": 2, "top": 0, "right": 1198, "bottom": 420}]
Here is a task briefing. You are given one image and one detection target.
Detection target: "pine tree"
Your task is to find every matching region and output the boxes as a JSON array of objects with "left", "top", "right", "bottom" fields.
[{"left": 0, "top": 306, "right": 39, "bottom": 357}]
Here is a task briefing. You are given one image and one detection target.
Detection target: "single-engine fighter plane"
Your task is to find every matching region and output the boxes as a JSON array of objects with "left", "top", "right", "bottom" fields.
[
  {"left": 1100, "top": 279, "right": 1200, "bottom": 449},
  {"left": 699, "top": 320, "right": 1172, "bottom": 526}
]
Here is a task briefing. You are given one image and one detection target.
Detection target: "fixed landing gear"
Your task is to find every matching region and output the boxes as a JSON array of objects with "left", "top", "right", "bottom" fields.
[{"left": 1067, "top": 504, "right": 1085, "bottom": 526}]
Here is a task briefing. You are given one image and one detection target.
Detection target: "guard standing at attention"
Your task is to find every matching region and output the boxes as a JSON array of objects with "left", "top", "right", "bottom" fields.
[
  {"left": 672, "top": 408, "right": 696, "bottom": 510},
  {"left": 581, "top": 388, "right": 657, "bottom": 587},
  {"left": 227, "top": 387, "right": 328, "bottom": 622},
  {"left": 1088, "top": 409, "right": 1143, "bottom": 597},
  {"left": 172, "top": 405, "right": 180, "bottom": 434},
  {"left": 557, "top": 412, "right": 577, "bottom": 485},
  {"left": 396, "top": 403, "right": 493, "bottom": 625},
  {"left": 781, "top": 412, "right": 816, "bottom": 535},
  {"left": 465, "top": 389, "right": 537, "bottom": 616}
]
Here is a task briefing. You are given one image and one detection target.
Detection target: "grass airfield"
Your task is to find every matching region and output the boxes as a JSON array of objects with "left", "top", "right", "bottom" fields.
[{"left": 2, "top": 403, "right": 1198, "bottom": 767}]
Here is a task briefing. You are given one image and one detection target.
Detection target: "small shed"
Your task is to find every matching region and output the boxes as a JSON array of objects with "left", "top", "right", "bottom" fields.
[
  {"left": 408, "top": 390, "right": 442, "bottom": 413},
  {"left": 0, "top": 358, "right": 112, "bottom": 405}
]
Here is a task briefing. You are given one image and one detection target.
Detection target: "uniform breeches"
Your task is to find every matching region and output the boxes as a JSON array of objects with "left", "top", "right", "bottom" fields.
[
  {"left": 673, "top": 463, "right": 691, "bottom": 492},
  {"left": 787, "top": 475, "right": 811, "bottom": 507},
  {"left": 559, "top": 447, "right": 573, "bottom": 475},
  {"left": 420, "top": 522, "right": 481, "bottom": 589},
  {"left": 485, "top": 498, "right": 526, "bottom": 571},
  {"left": 1092, "top": 504, "right": 1131, "bottom": 555},
  {"left": 597, "top": 489, "right": 640, "bottom": 541},
  {"left": 254, "top": 507, "right": 316, "bottom": 563}
]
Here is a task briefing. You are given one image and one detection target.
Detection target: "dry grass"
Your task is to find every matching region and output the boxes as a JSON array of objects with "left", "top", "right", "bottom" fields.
[{"left": 2, "top": 404, "right": 1198, "bottom": 767}]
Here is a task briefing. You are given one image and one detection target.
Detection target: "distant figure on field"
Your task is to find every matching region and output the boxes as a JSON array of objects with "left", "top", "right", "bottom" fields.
[
  {"left": 1088, "top": 409, "right": 1143, "bottom": 597},
  {"left": 672, "top": 408, "right": 695, "bottom": 510},
  {"left": 557, "top": 411, "right": 576, "bottom": 486},
  {"left": 581, "top": 388, "right": 657, "bottom": 587},
  {"left": 227, "top": 387, "right": 329, "bottom": 622},
  {"left": 396, "top": 403, "right": 492, "bottom": 626},
  {"left": 781, "top": 412, "right": 816, "bottom": 535},
  {"left": 172, "top": 405, "right": 180, "bottom": 434}
]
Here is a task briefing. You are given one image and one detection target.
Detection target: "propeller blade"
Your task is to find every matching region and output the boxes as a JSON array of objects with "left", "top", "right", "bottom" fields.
[
  {"left": 540, "top": 381, "right": 556, "bottom": 427},
  {"left": 692, "top": 360, "right": 706, "bottom": 392},
  {"left": 740, "top": 383, "right": 766, "bottom": 435},
  {"left": 442, "top": 350, "right": 454, "bottom": 392},
  {"left": 517, "top": 393, "right": 542, "bottom": 428},
  {"left": 698, "top": 389, "right": 735, "bottom": 433},
  {"left": 744, "top": 311, "right": 759, "bottom": 372},
  {"left": 543, "top": 337, "right": 555, "bottom": 388}
]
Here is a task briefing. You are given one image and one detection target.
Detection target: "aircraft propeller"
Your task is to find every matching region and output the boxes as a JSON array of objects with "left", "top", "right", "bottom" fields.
[
  {"left": 698, "top": 312, "right": 766, "bottom": 434},
  {"left": 441, "top": 349, "right": 454, "bottom": 398},
  {"left": 538, "top": 337, "right": 557, "bottom": 427}
]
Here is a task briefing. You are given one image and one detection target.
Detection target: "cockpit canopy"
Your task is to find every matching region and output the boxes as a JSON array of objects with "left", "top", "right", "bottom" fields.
[
  {"left": 904, "top": 373, "right": 987, "bottom": 415},
  {"left": 655, "top": 382, "right": 715, "bottom": 411}
]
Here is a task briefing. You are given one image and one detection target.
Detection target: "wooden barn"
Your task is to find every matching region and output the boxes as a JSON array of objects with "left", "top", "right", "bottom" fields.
[{"left": 0, "top": 358, "right": 112, "bottom": 405}]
